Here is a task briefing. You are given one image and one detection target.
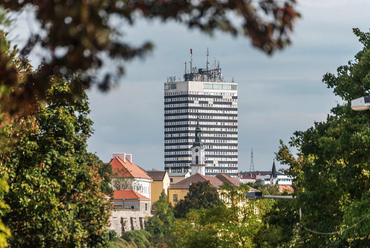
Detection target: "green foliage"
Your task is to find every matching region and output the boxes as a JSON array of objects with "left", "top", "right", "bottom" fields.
[
  {"left": 277, "top": 29, "right": 370, "bottom": 247},
  {"left": 247, "top": 182, "right": 280, "bottom": 196},
  {"left": 0, "top": 77, "right": 110, "bottom": 247},
  {"left": 95, "top": 154, "right": 114, "bottom": 196},
  {"left": 0, "top": 1, "right": 299, "bottom": 118},
  {"left": 174, "top": 181, "right": 221, "bottom": 218},
  {"left": 146, "top": 191, "right": 175, "bottom": 240},
  {"left": 108, "top": 237, "right": 131, "bottom": 248},
  {"left": 254, "top": 199, "right": 300, "bottom": 247},
  {"left": 120, "top": 230, "right": 152, "bottom": 248},
  {"left": 170, "top": 184, "right": 265, "bottom": 248}
]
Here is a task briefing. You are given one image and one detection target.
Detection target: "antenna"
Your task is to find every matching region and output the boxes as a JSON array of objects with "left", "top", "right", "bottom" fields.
[
  {"left": 185, "top": 62, "right": 187, "bottom": 74},
  {"left": 250, "top": 148, "right": 255, "bottom": 172},
  {"left": 206, "top": 47, "right": 209, "bottom": 72},
  {"left": 190, "top": 48, "right": 193, "bottom": 73}
]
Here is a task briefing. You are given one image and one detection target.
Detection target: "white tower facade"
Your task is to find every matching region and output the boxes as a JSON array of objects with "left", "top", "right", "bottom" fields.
[
  {"left": 164, "top": 52, "right": 238, "bottom": 177},
  {"left": 190, "top": 118, "right": 206, "bottom": 176}
]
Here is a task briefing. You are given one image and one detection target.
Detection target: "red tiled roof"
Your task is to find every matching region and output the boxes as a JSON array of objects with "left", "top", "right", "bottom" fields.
[
  {"left": 216, "top": 174, "right": 241, "bottom": 187},
  {"left": 109, "top": 157, "right": 151, "bottom": 180},
  {"left": 170, "top": 173, "right": 224, "bottom": 189},
  {"left": 113, "top": 190, "right": 149, "bottom": 200}
]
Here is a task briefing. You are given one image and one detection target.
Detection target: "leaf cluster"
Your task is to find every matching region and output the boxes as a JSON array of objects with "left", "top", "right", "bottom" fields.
[
  {"left": 276, "top": 29, "right": 370, "bottom": 247},
  {"left": 173, "top": 181, "right": 221, "bottom": 218},
  {"left": 0, "top": 77, "right": 111, "bottom": 247},
  {"left": 170, "top": 184, "right": 265, "bottom": 248},
  {"left": 1, "top": 0, "right": 299, "bottom": 117}
]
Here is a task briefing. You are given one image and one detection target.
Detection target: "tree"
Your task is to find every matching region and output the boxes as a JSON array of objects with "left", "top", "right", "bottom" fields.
[
  {"left": 0, "top": 76, "right": 111, "bottom": 247},
  {"left": 254, "top": 199, "right": 300, "bottom": 247},
  {"left": 94, "top": 154, "right": 114, "bottom": 196},
  {"left": 171, "top": 183, "right": 265, "bottom": 248},
  {"left": 146, "top": 191, "right": 175, "bottom": 245},
  {"left": 0, "top": 1, "right": 299, "bottom": 118},
  {"left": 247, "top": 182, "right": 280, "bottom": 196},
  {"left": 277, "top": 29, "right": 370, "bottom": 247},
  {"left": 174, "top": 181, "right": 221, "bottom": 218}
]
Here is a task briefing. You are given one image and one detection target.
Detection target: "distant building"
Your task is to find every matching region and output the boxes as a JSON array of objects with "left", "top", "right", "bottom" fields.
[
  {"left": 112, "top": 190, "right": 151, "bottom": 212},
  {"left": 109, "top": 153, "right": 152, "bottom": 199},
  {"left": 168, "top": 171, "right": 191, "bottom": 185},
  {"left": 146, "top": 170, "right": 170, "bottom": 210},
  {"left": 164, "top": 50, "right": 238, "bottom": 177},
  {"left": 239, "top": 160, "right": 294, "bottom": 192},
  {"left": 108, "top": 153, "right": 153, "bottom": 236},
  {"left": 168, "top": 173, "right": 240, "bottom": 206},
  {"left": 109, "top": 190, "right": 151, "bottom": 235}
]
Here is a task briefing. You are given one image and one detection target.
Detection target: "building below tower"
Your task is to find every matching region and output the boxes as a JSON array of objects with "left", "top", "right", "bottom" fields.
[{"left": 164, "top": 51, "right": 238, "bottom": 177}]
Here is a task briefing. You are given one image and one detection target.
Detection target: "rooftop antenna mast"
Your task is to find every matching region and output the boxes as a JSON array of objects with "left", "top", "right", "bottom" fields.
[
  {"left": 190, "top": 48, "right": 193, "bottom": 74},
  {"left": 250, "top": 148, "right": 255, "bottom": 172},
  {"left": 206, "top": 47, "right": 209, "bottom": 72}
]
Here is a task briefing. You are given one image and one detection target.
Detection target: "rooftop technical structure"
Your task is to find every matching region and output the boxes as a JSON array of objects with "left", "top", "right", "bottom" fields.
[
  {"left": 250, "top": 148, "right": 255, "bottom": 172},
  {"left": 164, "top": 49, "right": 238, "bottom": 177}
]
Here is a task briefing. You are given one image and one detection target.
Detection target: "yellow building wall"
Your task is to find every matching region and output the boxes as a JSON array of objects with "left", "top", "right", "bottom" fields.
[
  {"left": 168, "top": 188, "right": 189, "bottom": 206},
  {"left": 150, "top": 173, "right": 171, "bottom": 207}
]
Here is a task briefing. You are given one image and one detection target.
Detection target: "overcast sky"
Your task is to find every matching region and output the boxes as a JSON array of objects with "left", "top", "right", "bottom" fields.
[{"left": 8, "top": 1, "right": 370, "bottom": 172}]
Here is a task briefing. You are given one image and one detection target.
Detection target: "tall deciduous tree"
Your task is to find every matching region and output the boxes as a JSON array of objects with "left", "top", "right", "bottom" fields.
[
  {"left": 277, "top": 29, "right": 370, "bottom": 247},
  {"left": 174, "top": 181, "right": 221, "bottom": 218},
  {"left": 146, "top": 191, "right": 175, "bottom": 245},
  {"left": 0, "top": 77, "right": 111, "bottom": 247},
  {"left": 171, "top": 183, "right": 264, "bottom": 248},
  {"left": 0, "top": 1, "right": 299, "bottom": 117}
]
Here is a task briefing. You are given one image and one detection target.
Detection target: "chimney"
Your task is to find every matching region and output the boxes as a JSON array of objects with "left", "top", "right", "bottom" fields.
[
  {"left": 113, "top": 153, "right": 126, "bottom": 162},
  {"left": 126, "top": 154, "right": 132, "bottom": 163}
]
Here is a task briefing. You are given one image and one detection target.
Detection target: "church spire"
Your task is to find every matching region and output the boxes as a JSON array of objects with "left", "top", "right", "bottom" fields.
[
  {"left": 190, "top": 116, "right": 206, "bottom": 176},
  {"left": 192, "top": 116, "right": 203, "bottom": 148},
  {"left": 272, "top": 159, "right": 277, "bottom": 179}
]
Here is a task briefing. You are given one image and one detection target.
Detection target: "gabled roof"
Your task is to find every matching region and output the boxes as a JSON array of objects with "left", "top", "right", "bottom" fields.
[
  {"left": 113, "top": 190, "right": 149, "bottom": 200},
  {"left": 109, "top": 157, "right": 151, "bottom": 180},
  {"left": 170, "top": 173, "right": 224, "bottom": 189},
  {"left": 216, "top": 174, "right": 241, "bottom": 187},
  {"left": 147, "top": 171, "right": 167, "bottom": 181}
]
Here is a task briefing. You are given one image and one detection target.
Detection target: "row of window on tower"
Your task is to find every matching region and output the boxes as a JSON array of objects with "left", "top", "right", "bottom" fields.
[
  {"left": 165, "top": 151, "right": 238, "bottom": 156},
  {"left": 165, "top": 139, "right": 238, "bottom": 144},
  {"left": 164, "top": 96, "right": 237, "bottom": 102},
  {"left": 165, "top": 115, "right": 238, "bottom": 120},
  {"left": 166, "top": 163, "right": 238, "bottom": 168},
  {"left": 166, "top": 121, "right": 237, "bottom": 126},
  {"left": 165, "top": 109, "right": 238, "bottom": 114},
  {"left": 165, "top": 145, "right": 238, "bottom": 150},
  {"left": 165, "top": 103, "right": 237, "bottom": 108},
  {"left": 164, "top": 90, "right": 237, "bottom": 96},
  {"left": 165, "top": 157, "right": 237, "bottom": 162},
  {"left": 165, "top": 127, "right": 237, "bottom": 132},
  {"left": 165, "top": 133, "right": 238, "bottom": 138}
]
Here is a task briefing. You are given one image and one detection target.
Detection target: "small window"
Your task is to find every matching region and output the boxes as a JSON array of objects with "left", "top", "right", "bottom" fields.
[
  {"left": 131, "top": 206, "right": 134, "bottom": 210},
  {"left": 170, "top": 178, "right": 173, "bottom": 183},
  {"left": 145, "top": 203, "right": 148, "bottom": 211},
  {"left": 173, "top": 194, "right": 178, "bottom": 202}
]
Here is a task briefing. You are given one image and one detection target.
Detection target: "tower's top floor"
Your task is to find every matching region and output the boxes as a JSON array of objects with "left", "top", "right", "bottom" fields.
[
  {"left": 183, "top": 63, "right": 223, "bottom": 82},
  {"left": 166, "top": 49, "right": 234, "bottom": 83}
]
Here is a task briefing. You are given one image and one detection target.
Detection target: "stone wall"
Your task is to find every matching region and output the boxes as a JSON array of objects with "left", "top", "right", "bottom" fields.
[{"left": 109, "top": 209, "right": 152, "bottom": 236}]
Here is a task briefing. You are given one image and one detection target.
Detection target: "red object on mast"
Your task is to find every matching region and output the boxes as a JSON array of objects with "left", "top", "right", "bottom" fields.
[{"left": 190, "top": 49, "right": 193, "bottom": 54}]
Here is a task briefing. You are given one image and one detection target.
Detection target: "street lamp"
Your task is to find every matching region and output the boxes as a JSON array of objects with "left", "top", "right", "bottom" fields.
[{"left": 351, "top": 96, "right": 370, "bottom": 111}]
